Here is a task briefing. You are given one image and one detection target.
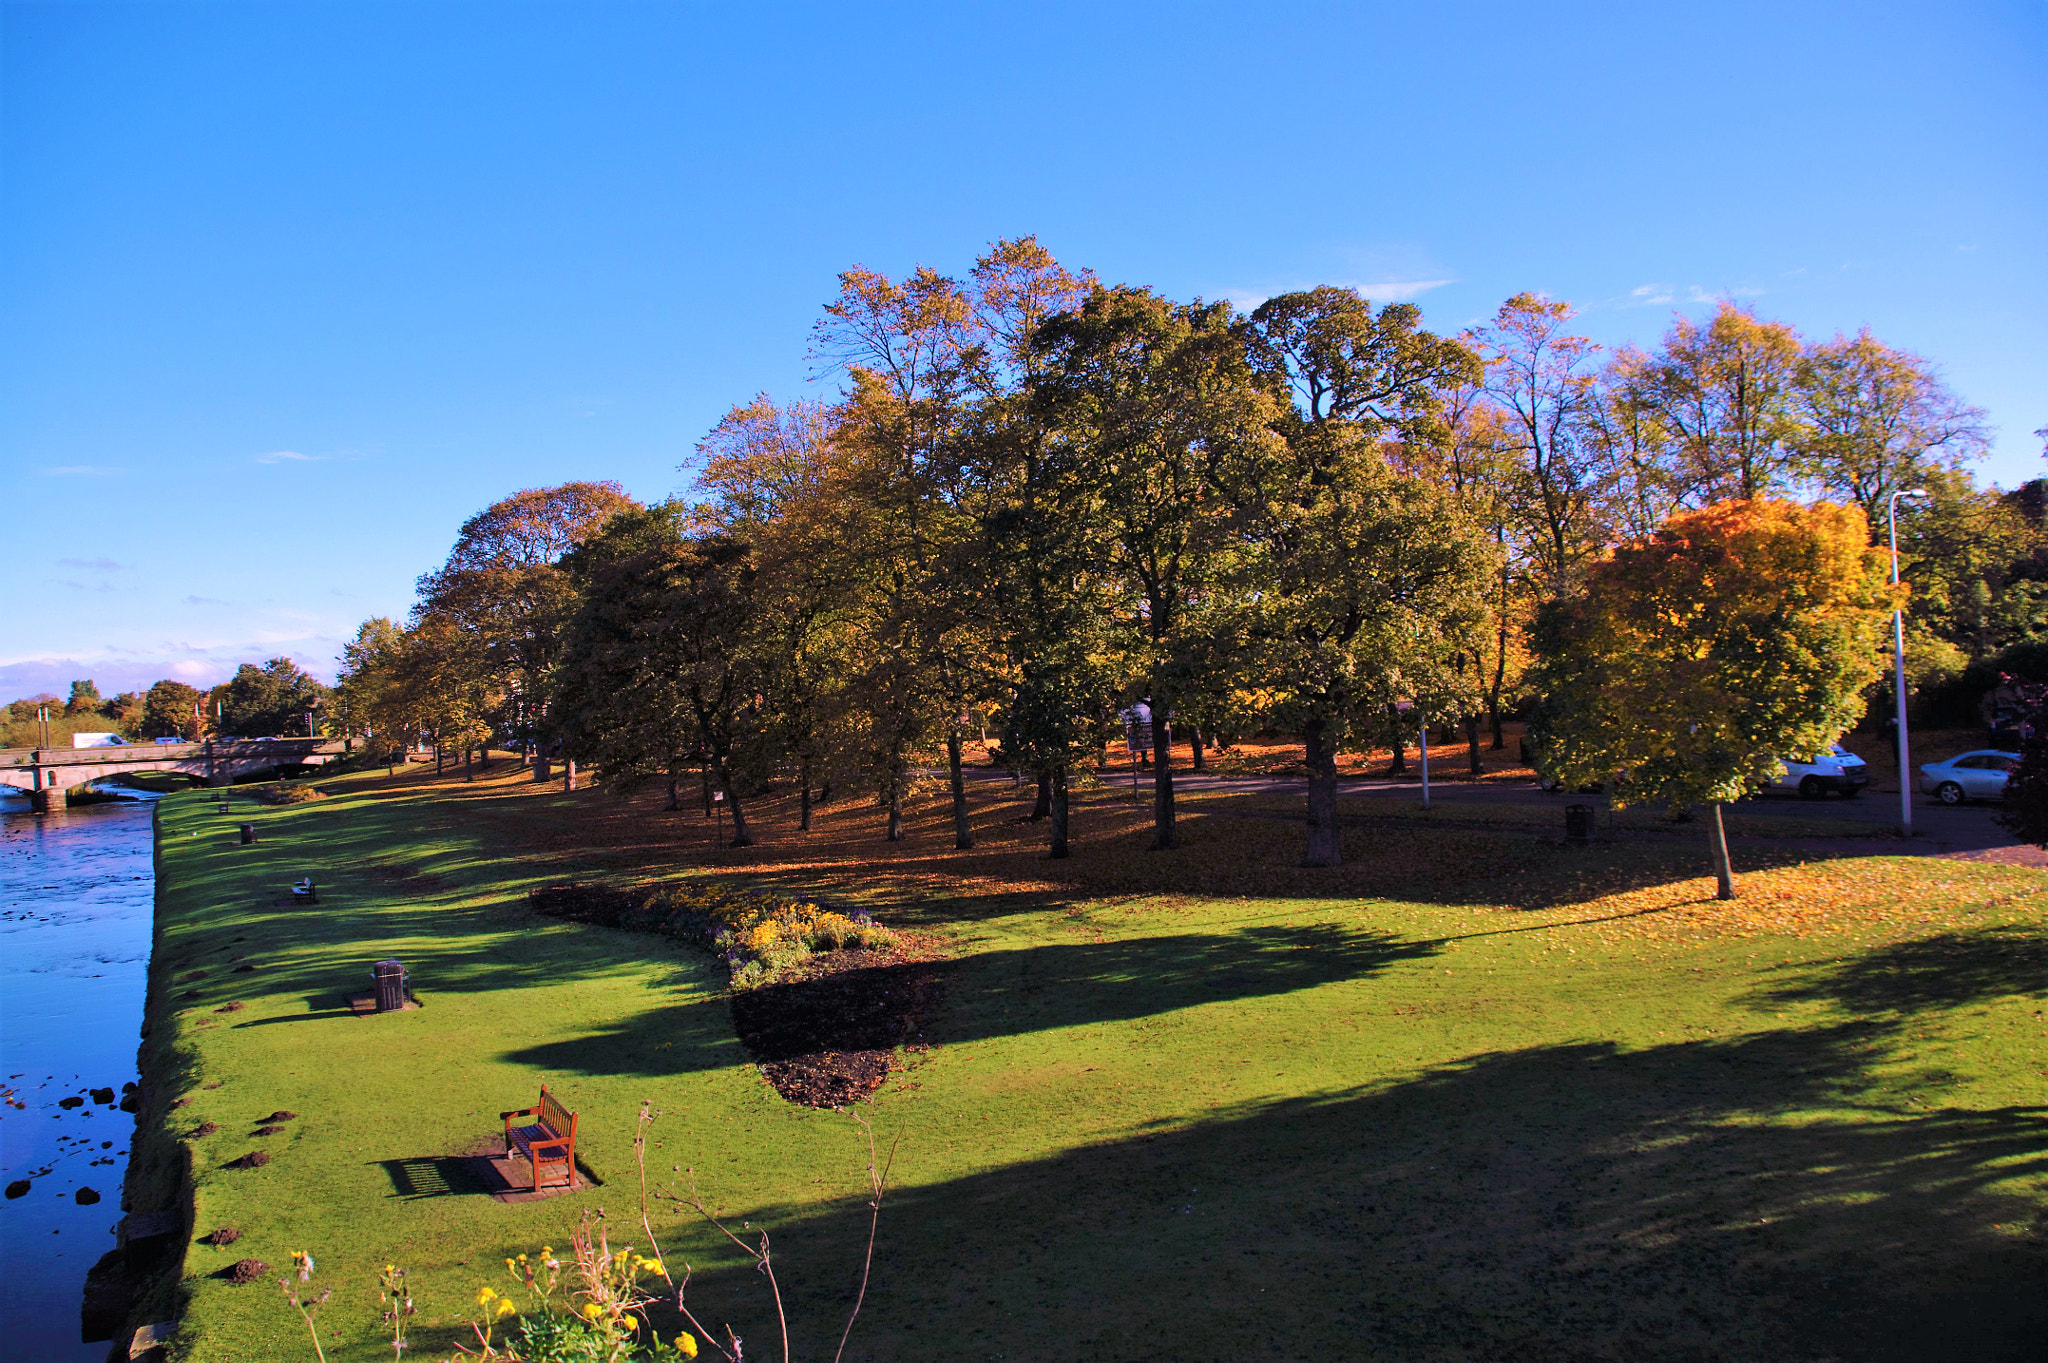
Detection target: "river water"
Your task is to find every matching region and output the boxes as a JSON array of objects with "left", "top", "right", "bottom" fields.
[{"left": 0, "top": 797, "right": 157, "bottom": 1360}]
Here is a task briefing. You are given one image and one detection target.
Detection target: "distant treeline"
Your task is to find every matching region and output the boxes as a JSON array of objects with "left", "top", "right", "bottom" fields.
[{"left": 2, "top": 661, "right": 329, "bottom": 749}]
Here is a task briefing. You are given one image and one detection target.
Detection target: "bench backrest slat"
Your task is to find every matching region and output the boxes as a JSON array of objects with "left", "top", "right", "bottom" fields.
[{"left": 539, "top": 1086, "right": 576, "bottom": 1138}]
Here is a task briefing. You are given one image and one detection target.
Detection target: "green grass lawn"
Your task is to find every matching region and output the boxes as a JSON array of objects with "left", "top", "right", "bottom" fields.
[{"left": 144, "top": 773, "right": 2048, "bottom": 1362}]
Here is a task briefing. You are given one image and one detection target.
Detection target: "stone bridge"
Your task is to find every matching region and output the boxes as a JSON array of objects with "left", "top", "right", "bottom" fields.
[{"left": 0, "top": 738, "right": 347, "bottom": 811}]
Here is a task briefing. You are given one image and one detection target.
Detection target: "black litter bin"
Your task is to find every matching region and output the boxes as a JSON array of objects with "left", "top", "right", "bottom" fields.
[
  {"left": 238, "top": 822, "right": 257, "bottom": 845},
  {"left": 372, "top": 959, "right": 410, "bottom": 1013},
  {"left": 1565, "top": 803, "right": 1595, "bottom": 846}
]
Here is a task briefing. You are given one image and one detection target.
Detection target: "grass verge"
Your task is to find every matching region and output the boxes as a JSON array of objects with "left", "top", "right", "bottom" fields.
[{"left": 141, "top": 763, "right": 2048, "bottom": 1361}]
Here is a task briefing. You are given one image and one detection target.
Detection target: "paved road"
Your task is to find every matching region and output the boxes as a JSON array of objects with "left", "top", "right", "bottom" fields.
[{"left": 961, "top": 762, "right": 2041, "bottom": 864}]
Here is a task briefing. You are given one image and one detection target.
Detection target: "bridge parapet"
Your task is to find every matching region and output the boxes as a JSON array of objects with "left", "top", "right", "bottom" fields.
[{"left": 2, "top": 739, "right": 345, "bottom": 769}]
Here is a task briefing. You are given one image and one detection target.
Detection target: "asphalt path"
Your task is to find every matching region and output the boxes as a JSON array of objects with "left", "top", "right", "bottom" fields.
[{"left": 958, "top": 761, "right": 2041, "bottom": 864}]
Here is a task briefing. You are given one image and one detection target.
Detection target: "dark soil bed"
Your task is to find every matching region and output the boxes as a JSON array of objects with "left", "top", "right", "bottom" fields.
[
  {"left": 531, "top": 883, "right": 944, "bottom": 1108},
  {"left": 729, "top": 945, "right": 943, "bottom": 1108}
]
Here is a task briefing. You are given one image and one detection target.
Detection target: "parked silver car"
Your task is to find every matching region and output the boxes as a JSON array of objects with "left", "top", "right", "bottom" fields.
[
  {"left": 1763, "top": 743, "right": 1869, "bottom": 799},
  {"left": 1918, "top": 750, "right": 2019, "bottom": 805}
]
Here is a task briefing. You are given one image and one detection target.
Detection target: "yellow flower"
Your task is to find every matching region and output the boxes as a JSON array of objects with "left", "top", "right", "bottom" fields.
[
  {"left": 581, "top": 1302, "right": 604, "bottom": 1321},
  {"left": 626, "top": 1315, "right": 641, "bottom": 1331},
  {"left": 645, "top": 1259, "right": 664, "bottom": 1275},
  {"left": 495, "top": 1298, "right": 516, "bottom": 1319},
  {"left": 477, "top": 1287, "right": 498, "bottom": 1306},
  {"left": 676, "top": 1332, "right": 699, "bottom": 1359}
]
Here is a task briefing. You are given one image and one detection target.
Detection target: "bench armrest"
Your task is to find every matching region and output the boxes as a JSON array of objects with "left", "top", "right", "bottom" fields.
[
  {"left": 522, "top": 1133, "right": 571, "bottom": 1154},
  {"left": 500, "top": 1106, "right": 540, "bottom": 1122}
]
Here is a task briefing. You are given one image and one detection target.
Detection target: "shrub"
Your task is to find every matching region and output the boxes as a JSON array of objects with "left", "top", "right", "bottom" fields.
[{"left": 534, "top": 878, "right": 896, "bottom": 989}]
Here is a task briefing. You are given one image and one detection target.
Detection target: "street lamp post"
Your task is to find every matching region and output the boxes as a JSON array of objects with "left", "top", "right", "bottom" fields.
[{"left": 1889, "top": 488, "right": 1928, "bottom": 837}]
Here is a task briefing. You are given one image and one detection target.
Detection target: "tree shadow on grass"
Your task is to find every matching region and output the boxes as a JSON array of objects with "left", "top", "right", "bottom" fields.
[
  {"left": 502, "top": 924, "right": 1436, "bottom": 1079},
  {"left": 652, "top": 1023, "right": 2048, "bottom": 1363},
  {"left": 1748, "top": 926, "right": 2048, "bottom": 1016}
]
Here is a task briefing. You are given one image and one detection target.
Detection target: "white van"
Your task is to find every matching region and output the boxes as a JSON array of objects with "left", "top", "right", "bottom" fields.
[{"left": 1762, "top": 743, "right": 1868, "bottom": 799}]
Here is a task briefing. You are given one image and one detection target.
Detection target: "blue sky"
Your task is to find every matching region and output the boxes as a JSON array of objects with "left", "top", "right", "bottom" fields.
[{"left": 3, "top": 0, "right": 2043, "bottom": 698}]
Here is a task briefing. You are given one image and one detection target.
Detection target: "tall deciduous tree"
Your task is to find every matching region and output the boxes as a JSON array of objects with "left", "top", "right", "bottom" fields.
[
  {"left": 1794, "top": 329, "right": 1990, "bottom": 524},
  {"left": 1472, "top": 294, "right": 1611, "bottom": 597},
  {"left": 217, "top": 658, "right": 329, "bottom": 738},
  {"left": 1030, "top": 286, "right": 1278, "bottom": 849},
  {"left": 416, "top": 481, "right": 637, "bottom": 774},
  {"left": 811, "top": 264, "right": 986, "bottom": 843},
  {"left": 556, "top": 507, "right": 766, "bottom": 845},
  {"left": 698, "top": 396, "right": 861, "bottom": 830},
  {"left": 141, "top": 680, "right": 205, "bottom": 740},
  {"left": 1530, "top": 500, "right": 1895, "bottom": 897},
  {"left": 1642, "top": 303, "right": 1804, "bottom": 504},
  {"left": 1245, "top": 288, "right": 1494, "bottom": 865}
]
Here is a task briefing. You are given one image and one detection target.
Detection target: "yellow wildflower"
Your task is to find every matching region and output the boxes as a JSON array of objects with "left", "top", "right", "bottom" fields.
[
  {"left": 495, "top": 1298, "right": 516, "bottom": 1319},
  {"left": 676, "top": 1331, "right": 699, "bottom": 1358},
  {"left": 582, "top": 1302, "right": 604, "bottom": 1321},
  {"left": 477, "top": 1286, "right": 498, "bottom": 1306}
]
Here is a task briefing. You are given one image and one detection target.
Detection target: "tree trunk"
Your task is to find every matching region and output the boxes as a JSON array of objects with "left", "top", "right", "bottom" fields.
[
  {"left": 1489, "top": 557, "right": 1510, "bottom": 749},
  {"left": 1150, "top": 712, "right": 1176, "bottom": 850},
  {"left": 435, "top": 743, "right": 444, "bottom": 775},
  {"left": 1387, "top": 706, "right": 1407, "bottom": 775},
  {"left": 886, "top": 781, "right": 904, "bottom": 841},
  {"left": 534, "top": 749, "right": 551, "bottom": 783},
  {"left": 798, "top": 756, "right": 813, "bottom": 832},
  {"left": 563, "top": 759, "right": 576, "bottom": 793},
  {"left": 719, "top": 762, "right": 752, "bottom": 847},
  {"left": 1190, "top": 725, "right": 1206, "bottom": 773},
  {"left": 1303, "top": 718, "right": 1341, "bottom": 867},
  {"left": 1465, "top": 714, "right": 1483, "bottom": 776},
  {"left": 1031, "top": 770, "right": 1052, "bottom": 821},
  {"left": 700, "top": 761, "right": 713, "bottom": 818},
  {"left": 1709, "top": 802, "right": 1735, "bottom": 899},
  {"left": 464, "top": 746, "right": 474, "bottom": 782},
  {"left": 665, "top": 765, "right": 680, "bottom": 812},
  {"left": 1049, "top": 768, "right": 1070, "bottom": 858},
  {"left": 947, "top": 731, "right": 973, "bottom": 849}
]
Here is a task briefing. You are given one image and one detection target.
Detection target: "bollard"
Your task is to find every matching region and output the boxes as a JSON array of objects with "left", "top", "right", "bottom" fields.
[
  {"left": 1564, "top": 803, "right": 1594, "bottom": 847},
  {"left": 371, "top": 959, "right": 410, "bottom": 1013},
  {"left": 238, "top": 822, "right": 257, "bottom": 844}
]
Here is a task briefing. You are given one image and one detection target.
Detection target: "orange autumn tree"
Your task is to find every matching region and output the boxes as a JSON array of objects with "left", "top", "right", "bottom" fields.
[{"left": 1529, "top": 499, "right": 1896, "bottom": 898}]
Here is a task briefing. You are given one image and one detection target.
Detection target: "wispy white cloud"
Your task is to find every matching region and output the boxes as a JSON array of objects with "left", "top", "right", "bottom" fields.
[
  {"left": 254, "top": 450, "right": 323, "bottom": 465},
  {"left": 58, "top": 557, "right": 129, "bottom": 572},
  {"left": 1628, "top": 284, "right": 1675, "bottom": 305},
  {"left": 41, "top": 464, "right": 124, "bottom": 477}
]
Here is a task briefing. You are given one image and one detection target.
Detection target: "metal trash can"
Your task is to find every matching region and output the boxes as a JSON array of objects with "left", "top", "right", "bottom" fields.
[
  {"left": 238, "top": 822, "right": 257, "bottom": 845},
  {"left": 371, "top": 959, "right": 409, "bottom": 1013},
  {"left": 1564, "top": 803, "right": 1594, "bottom": 847}
]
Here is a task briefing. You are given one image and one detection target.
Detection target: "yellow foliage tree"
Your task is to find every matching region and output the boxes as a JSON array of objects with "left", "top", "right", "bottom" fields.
[{"left": 1530, "top": 499, "right": 1896, "bottom": 897}]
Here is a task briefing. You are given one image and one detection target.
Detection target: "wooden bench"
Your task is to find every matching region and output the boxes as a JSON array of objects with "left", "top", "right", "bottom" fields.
[
  {"left": 500, "top": 1086, "right": 577, "bottom": 1191},
  {"left": 289, "top": 878, "right": 318, "bottom": 903}
]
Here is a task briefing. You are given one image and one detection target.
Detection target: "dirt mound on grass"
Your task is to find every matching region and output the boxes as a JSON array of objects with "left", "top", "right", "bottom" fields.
[{"left": 729, "top": 944, "right": 943, "bottom": 1108}]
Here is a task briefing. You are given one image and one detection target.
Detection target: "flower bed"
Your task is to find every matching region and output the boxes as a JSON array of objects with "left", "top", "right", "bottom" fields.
[{"left": 530, "top": 880, "right": 896, "bottom": 989}]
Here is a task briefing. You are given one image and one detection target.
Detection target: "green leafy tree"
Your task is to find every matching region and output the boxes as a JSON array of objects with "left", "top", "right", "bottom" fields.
[
  {"left": 556, "top": 507, "right": 767, "bottom": 846},
  {"left": 1029, "top": 285, "right": 1279, "bottom": 849},
  {"left": 65, "top": 679, "right": 102, "bottom": 716},
  {"left": 141, "top": 680, "right": 205, "bottom": 740},
  {"left": 810, "top": 263, "right": 986, "bottom": 843},
  {"left": 1794, "top": 328, "right": 1989, "bottom": 523},
  {"left": 1244, "top": 287, "right": 1495, "bottom": 864},
  {"left": 217, "top": 659, "right": 330, "bottom": 739},
  {"left": 1530, "top": 500, "right": 1895, "bottom": 898},
  {"left": 416, "top": 482, "right": 638, "bottom": 773}
]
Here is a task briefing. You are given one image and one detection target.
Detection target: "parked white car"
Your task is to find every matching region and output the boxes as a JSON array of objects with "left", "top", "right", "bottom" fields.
[
  {"left": 1762, "top": 743, "right": 1869, "bottom": 799},
  {"left": 1918, "top": 750, "right": 2019, "bottom": 805}
]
